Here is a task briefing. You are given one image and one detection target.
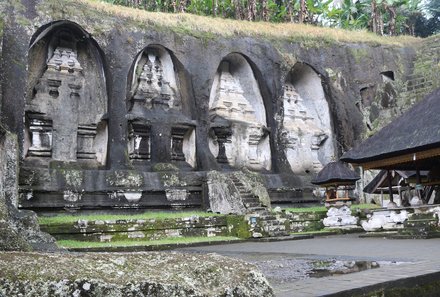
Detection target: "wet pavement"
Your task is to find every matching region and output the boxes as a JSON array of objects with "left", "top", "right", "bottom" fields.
[{"left": 177, "top": 233, "right": 440, "bottom": 296}]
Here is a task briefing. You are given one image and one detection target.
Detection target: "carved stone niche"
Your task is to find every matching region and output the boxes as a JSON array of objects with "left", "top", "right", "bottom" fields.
[
  {"left": 127, "top": 45, "right": 196, "bottom": 169},
  {"left": 25, "top": 26, "right": 108, "bottom": 167},
  {"left": 282, "top": 64, "right": 335, "bottom": 175},
  {"left": 128, "top": 122, "right": 151, "bottom": 161},
  {"left": 129, "top": 47, "right": 181, "bottom": 113},
  {"left": 26, "top": 113, "right": 53, "bottom": 158},
  {"left": 171, "top": 127, "right": 186, "bottom": 161},
  {"left": 170, "top": 126, "right": 196, "bottom": 166},
  {"left": 208, "top": 55, "right": 271, "bottom": 171}
]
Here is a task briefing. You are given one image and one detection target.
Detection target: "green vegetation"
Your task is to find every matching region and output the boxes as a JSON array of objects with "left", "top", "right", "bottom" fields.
[
  {"left": 73, "top": 0, "right": 418, "bottom": 47},
  {"left": 38, "top": 211, "right": 221, "bottom": 225},
  {"left": 284, "top": 206, "right": 327, "bottom": 212},
  {"left": 226, "top": 215, "right": 252, "bottom": 238},
  {"left": 98, "top": 0, "right": 435, "bottom": 37},
  {"left": 57, "top": 236, "right": 240, "bottom": 248}
]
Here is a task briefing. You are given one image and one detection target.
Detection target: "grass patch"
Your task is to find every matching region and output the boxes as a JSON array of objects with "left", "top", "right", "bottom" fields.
[
  {"left": 57, "top": 236, "right": 239, "bottom": 248},
  {"left": 283, "top": 206, "right": 327, "bottom": 213},
  {"left": 38, "top": 211, "right": 222, "bottom": 225},
  {"left": 70, "top": 0, "right": 419, "bottom": 47}
]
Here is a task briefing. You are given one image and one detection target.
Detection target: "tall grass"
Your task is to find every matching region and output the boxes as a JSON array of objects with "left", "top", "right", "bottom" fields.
[{"left": 79, "top": 0, "right": 418, "bottom": 46}]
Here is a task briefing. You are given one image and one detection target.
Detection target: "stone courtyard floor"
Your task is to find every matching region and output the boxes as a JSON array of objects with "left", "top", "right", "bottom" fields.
[{"left": 178, "top": 233, "right": 440, "bottom": 296}]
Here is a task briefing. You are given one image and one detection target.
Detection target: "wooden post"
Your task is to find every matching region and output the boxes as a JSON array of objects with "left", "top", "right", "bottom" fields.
[
  {"left": 416, "top": 168, "right": 422, "bottom": 199},
  {"left": 387, "top": 170, "right": 394, "bottom": 203},
  {"left": 360, "top": 166, "right": 365, "bottom": 203}
]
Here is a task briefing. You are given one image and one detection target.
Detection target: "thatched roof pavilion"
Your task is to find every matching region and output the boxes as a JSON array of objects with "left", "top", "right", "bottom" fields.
[
  {"left": 341, "top": 88, "right": 440, "bottom": 171},
  {"left": 312, "top": 161, "right": 360, "bottom": 187},
  {"left": 312, "top": 161, "right": 360, "bottom": 202}
]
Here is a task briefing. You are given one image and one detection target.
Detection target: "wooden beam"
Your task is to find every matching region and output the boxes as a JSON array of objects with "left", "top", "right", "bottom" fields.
[{"left": 354, "top": 147, "right": 440, "bottom": 170}]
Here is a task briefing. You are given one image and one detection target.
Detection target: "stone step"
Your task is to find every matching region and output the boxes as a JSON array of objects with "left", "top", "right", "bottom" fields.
[
  {"left": 244, "top": 202, "right": 261, "bottom": 208},
  {"left": 247, "top": 207, "right": 268, "bottom": 214},
  {"left": 260, "top": 215, "right": 277, "bottom": 220},
  {"left": 243, "top": 197, "right": 259, "bottom": 202}
]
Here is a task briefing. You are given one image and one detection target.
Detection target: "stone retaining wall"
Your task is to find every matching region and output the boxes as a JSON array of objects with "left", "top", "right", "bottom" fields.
[{"left": 41, "top": 215, "right": 250, "bottom": 242}]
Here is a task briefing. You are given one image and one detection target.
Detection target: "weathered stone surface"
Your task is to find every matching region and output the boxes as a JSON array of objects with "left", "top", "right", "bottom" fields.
[
  {"left": 207, "top": 171, "right": 246, "bottom": 214},
  {"left": 40, "top": 215, "right": 243, "bottom": 242},
  {"left": 0, "top": 127, "right": 57, "bottom": 251},
  {"left": 0, "top": 0, "right": 437, "bottom": 211},
  {"left": 0, "top": 251, "right": 274, "bottom": 296},
  {"left": 281, "top": 64, "right": 334, "bottom": 175}
]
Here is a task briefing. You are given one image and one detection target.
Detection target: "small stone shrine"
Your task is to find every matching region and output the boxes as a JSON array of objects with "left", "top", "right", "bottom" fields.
[{"left": 312, "top": 161, "right": 360, "bottom": 229}]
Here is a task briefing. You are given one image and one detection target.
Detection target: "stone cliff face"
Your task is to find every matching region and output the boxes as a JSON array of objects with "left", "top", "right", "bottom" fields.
[
  {"left": 0, "top": 125, "right": 57, "bottom": 251},
  {"left": 0, "top": 0, "right": 439, "bottom": 212}
]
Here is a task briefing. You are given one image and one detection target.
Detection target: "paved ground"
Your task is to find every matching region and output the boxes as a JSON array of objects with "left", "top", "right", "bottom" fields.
[{"left": 177, "top": 234, "right": 440, "bottom": 296}]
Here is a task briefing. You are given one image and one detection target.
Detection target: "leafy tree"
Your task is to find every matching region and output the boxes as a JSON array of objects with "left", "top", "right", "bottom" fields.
[{"left": 416, "top": 0, "right": 440, "bottom": 36}]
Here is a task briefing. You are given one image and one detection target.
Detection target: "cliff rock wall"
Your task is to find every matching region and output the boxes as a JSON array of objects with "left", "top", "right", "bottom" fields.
[{"left": 0, "top": 0, "right": 438, "bottom": 211}]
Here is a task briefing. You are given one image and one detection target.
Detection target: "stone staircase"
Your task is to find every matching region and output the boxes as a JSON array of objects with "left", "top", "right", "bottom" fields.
[
  {"left": 230, "top": 175, "right": 266, "bottom": 213},
  {"left": 400, "top": 37, "right": 440, "bottom": 104},
  {"left": 230, "top": 174, "right": 289, "bottom": 237}
]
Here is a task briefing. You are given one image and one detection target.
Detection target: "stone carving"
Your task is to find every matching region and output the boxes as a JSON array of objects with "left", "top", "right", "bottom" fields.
[
  {"left": 281, "top": 82, "right": 331, "bottom": 174},
  {"left": 25, "top": 35, "right": 108, "bottom": 166},
  {"left": 27, "top": 116, "right": 53, "bottom": 158},
  {"left": 210, "top": 62, "right": 257, "bottom": 123},
  {"left": 209, "top": 60, "right": 270, "bottom": 170},
  {"left": 128, "top": 48, "right": 195, "bottom": 166},
  {"left": 131, "top": 53, "right": 179, "bottom": 111},
  {"left": 165, "top": 189, "right": 188, "bottom": 201},
  {"left": 171, "top": 127, "right": 188, "bottom": 161},
  {"left": 211, "top": 126, "right": 232, "bottom": 164},
  {"left": 128, "top": 123, "right": 151, "bottom": 161}
]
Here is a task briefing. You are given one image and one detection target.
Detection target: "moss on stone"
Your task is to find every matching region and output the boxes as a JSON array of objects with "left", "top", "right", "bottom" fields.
[
  {"left": 226, "top": 215, "right": 251, "bottom": 239},
  {"left": 234, "top": 169, "right": 271, "bottom": 208},
  {"left": 106, "top": 170, "right": 143, "bottom": 187},
  {"left": 350, "top": 47, "right": 370, "bottom": 64},
  {"left": 152, "top": 162, "right": 180, "bottom": 172},
  {"left": 0, "top": 222, "right": 32, "bottom": 251}
]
